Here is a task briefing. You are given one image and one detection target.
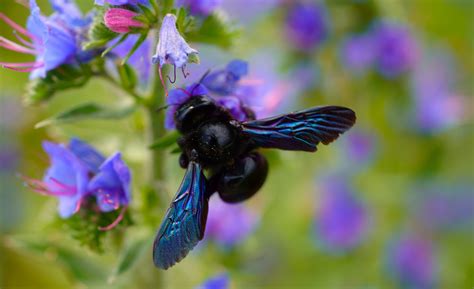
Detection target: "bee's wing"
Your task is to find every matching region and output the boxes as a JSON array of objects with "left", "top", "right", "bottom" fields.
[
  {"left": 153, "top": 161, "right": 209, "bottom": 269},
  {"left": 241, "top": 106, "right": 356, "bottom": 152}
]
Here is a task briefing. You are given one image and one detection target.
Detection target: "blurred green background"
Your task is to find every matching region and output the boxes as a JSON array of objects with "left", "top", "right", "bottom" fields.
[{"left": 0, "top": 0, "right": 473, "bottom": 288}]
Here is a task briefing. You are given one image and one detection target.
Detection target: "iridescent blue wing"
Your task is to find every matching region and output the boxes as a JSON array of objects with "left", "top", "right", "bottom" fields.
[
  {"left": 241, "top": 106, "right": 356, "bottom": 152},
  {"left": 153, "top": 161, "right": 208, "bottom": 269}
]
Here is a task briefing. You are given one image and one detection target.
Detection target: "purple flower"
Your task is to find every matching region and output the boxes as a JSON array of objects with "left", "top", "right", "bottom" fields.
[
  {"left": 204, "top": 195, "right": 259, "bottom": 247},
  {"left": 0, "top": 0, "right": 87, "bottom": 78},
  {"left": 371, "top": 21, "right": 418, "bottom": 78},
  {"left": 215, "top": 96, "right": 250, "bottom": 122},
  {"left": 88, "top": 153, "right": 131, "bottom": 212},
  {"left": 165, "top": 83, "right": 208, "bottom": 129},
  {"left": 202, "top": 59, "right": 248, "bottom": 96},
  {"left": 195, "top": 273, "right": 229, "bottom": 289},
  {"left": 341, "top": 130, "right": 376, "bottom": 167},
  {"left": 26, "top": 139, "right": 132, "bottom": 223},
  {"left": 284, "top": 3, "right": 328, "bottom": 51},
  {"left": 177, "top": 0, "right": 221, "bottom": 17},
  {"left": 341, "top": 20, "right": 418, "bottom": 78},
  {"left": 413, "top": 186, "right": 474, "bottom": 232},
  {"left": 412, "top": 49, "right": 464, "bottom": 132},
  {"left": 152, "top": 14, "right": 198, "bottom": 69},
  {"left": 40, "top": 141, "right": 91, "bottom": 218},
  {"left": 340, "top": 34, "right": 375, "bottom": 75},
  {"left": 95, "top": 0, "right": 148, "bottom": 5},
  {"left": 109, "top": 33, "right": 152, "bottom": 82},
  {"left": 314, "top": 175, "right": 369, "bottom": 252},
  {"left": 386, "top": 234, "right": 437, "bottom": 289}
]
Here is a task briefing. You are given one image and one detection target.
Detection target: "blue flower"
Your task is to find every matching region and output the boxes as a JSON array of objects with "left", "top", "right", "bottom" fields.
[
  {"left": 194, "top": 273, "right": 229, "bottom": 289},
  {"left": 386, "top": 234, "right": 438, "bottom": 289},
  {"left": 88, "top": 152, "right": 132, "bottom": 212},
  {"left": 204, "top": 195, "right": 259, "bottom": 248},
  {"left": 109, "top": 33, "right": 152, "bottom": 83},
  {"left": 26, "top": 139, "right": 132, "bottom": 224},
  {"left": 284, "top": 3, "right": 328, "bottom": 51},
  {"left": 0, "top": 0, "right": 89, "bottom": 78},
  {"left": 152, "top": 14, "right": 198, "bottom": 69},
  {"left": 177, "top": 0, "right": 221, "bottom": 17},
  {"left": 341, "top": 20, "right": 418, "bottom": 79},
  {"left": 314, "top": 174, "right": 369, "bottom": 253},
  {"left": 371, "top": 21, "right": 418, "bottom": 78},
  {"left": 202, "top": 59, "right": 248, "bottom": 96},
  {"left": 165, "top": 83, "right": 208, "bottom": 129},
  {"left": 41, "top": 141, "right": 91, "bottom": 218}
]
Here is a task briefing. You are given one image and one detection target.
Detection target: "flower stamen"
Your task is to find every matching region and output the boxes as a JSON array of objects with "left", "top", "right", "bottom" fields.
[{"left": 98, "top": 206, "right": 127, "bottom": 231}]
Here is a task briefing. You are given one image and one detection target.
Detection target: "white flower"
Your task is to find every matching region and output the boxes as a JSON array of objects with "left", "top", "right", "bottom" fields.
[{"left": 152, "top": 14, "right": 198, "bottom": 68}]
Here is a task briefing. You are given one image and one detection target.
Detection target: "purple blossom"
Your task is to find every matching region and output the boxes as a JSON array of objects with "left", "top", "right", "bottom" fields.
[
  {"left": 40, "top": 141, "right": 91, "bottom": 218},
  {"left": 109, "top": 33, "right": 152, "bottom": 82},
  {"left": 204, "top": 195, "right": 259, "bottom": 247},
  {"left": 88, "top": 153, "right": 131, "bottom": 212},
  {"left": 26, "top": 139, "right": 132, "bottom": 223},
  {"left": 413, "top": 187, "right": 474, "bottom": 232},
  {"left": 314, "top": 175, "right": 369, "bottom": 252},
  {"left": 371, "top": 21, "right": 418, "bottom": 78},
  {"left": 194, "top": 273, "right": 229, "bottom": 289},
  {"left": 215, "top": 96, "right": 249, "bottom": 122},
  {"left": 341, "top": 20, "right": 418, "bottom": 78},
  {"left": 340, "top": 34, "right": 375, "bottom": 75},
  {"left": 177, "top": 0, "right": 221, "bottom": 17},
  {"left": 341, "top": 130, "right": 376, "bottom": 167},
  {"left": 202, "top": 59, "right": 248, "bottom": 96},
  {"left": 412, "top": 49, "right": 464, "bottom": 132},
  {"left": 0, "top": 0, "right": 88, "bottom": 78},
  {"left": 95, "top": 0, "right": 148, "bottom": 5},
  {"left": 284, "top": 3, "right": 328, "bottom": 51},
  {"left": 152, "top": 14, "right": 198, "bottom": 69},
  {"left": 386, "top": 234, "right": 437, "bottom": 289},
  {"left": 165, "top": 83, "right": 208, "bottom": 129}
]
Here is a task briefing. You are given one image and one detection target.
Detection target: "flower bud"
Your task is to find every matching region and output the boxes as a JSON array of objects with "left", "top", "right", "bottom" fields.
[{"left": 104, "top": 8, "right": 145, "bottom": 34}]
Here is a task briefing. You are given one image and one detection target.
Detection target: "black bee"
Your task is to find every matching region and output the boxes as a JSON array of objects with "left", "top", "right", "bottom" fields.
[{"left": 153, "top": 93, "right": 356, "bottom": 269}]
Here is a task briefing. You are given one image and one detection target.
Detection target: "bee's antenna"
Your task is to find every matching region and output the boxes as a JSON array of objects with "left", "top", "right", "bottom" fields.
[
  {"left": 188, "top": 69, "right": 212, "bottom": 96},
  {"left": 155, "top": 103, "right": 181, "bottom": 113},
  {"left": 198, "top": 69, "right": 212, "bottom": 84}
]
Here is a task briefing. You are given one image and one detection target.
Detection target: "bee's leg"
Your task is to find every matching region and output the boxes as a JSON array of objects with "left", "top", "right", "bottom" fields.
[{"left": 212, "top": 152, "right": 269, "bottom": 203}]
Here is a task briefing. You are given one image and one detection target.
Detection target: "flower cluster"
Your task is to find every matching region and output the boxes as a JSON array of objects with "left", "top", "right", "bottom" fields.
[
  {"left": 204, "top": 196, "right": 259, "bottom": 248},
  {"left": 284, "top": 2, "right": 328, "bottom": 52},
  {"left": 386, "top": 234, "right": 438, "bottom": 289},
  {"left": 0, "top": 0, "right": 91, "bottom": 78},
  {"left": 341, "top": 20, "right": 418, "bottom": 78},
  {"left": 313, "top": 175, "right": 369, "bottom": 253},
  {"left": 26, "top": 138, "right": 131, "bottom": 230}
]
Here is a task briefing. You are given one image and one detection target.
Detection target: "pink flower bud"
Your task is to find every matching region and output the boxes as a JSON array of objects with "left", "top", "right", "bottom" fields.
[{"left": 104, "top": 8, "right": 144, "bottom": 34}]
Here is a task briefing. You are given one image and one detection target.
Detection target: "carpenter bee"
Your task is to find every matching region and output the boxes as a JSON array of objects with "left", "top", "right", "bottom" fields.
[{"left": 153, "top": 92, "right": 356, "bottom": 269}]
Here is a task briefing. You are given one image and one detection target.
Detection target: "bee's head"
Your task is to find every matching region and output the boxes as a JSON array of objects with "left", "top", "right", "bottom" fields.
[{"left": 175, "top": 94, "right": 222, "bottom": 133}]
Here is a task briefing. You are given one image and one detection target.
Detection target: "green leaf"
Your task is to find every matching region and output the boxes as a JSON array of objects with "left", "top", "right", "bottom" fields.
[
  {"left": 149, "top": 130, "right": 180, "bottom": 149},
  {"left": 118, "top": 63, "right": 138, "bottom": 91},
  {"left": 186, "top": 13, "right": 238, "bottom": 49},
  {"left": 83, "top": 7, "right": 118, "bottom": 50},
  {"left": 24, "top": 65, "right": 91, "bottom": 105},
  {"left": 108, "top": 237, "right": 152, "bottom": 283},
  {"left": 35, "top": 103, "right": 136, "bottom": 128}
]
